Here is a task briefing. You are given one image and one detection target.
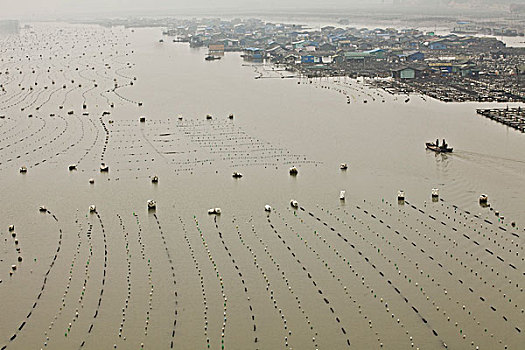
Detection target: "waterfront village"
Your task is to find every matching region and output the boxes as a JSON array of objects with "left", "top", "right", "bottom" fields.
[{"left": 93, "top": 17, "right": 524, "bottom": 103}]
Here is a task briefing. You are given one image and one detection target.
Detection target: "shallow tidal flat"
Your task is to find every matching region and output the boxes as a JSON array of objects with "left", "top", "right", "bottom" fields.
[{"left": 0, "top": 24, "right": 524, "bottom": 349}]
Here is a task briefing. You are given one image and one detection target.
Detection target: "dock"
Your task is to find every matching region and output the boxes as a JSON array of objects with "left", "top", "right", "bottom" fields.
[{"left": 477, "top": 107, "right": 525, "bottom": 132}]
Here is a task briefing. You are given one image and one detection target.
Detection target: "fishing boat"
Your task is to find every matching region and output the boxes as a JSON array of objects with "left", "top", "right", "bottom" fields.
[
  {"left": 232, "top": 172, "right": 243, "bottom": 178},
  {"left": 426, "top": 140, "right": 453, "bottom": 153},
  {"left": 205, "top": 55, "right": 221, "bottom": 61}
]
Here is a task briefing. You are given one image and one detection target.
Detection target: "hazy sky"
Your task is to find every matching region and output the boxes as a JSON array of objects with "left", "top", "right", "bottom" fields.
[
  {"left": 3, "top": 0, "right": 390, "bottom": 18},
  {"left": 1, "top": 0, "right": 516, "bottom": 19}
]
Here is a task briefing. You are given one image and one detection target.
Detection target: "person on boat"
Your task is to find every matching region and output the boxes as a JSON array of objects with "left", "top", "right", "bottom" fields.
[
  {"left": 442, "top": 139, "right": 447, "bottom": 149},
  {"left": 436, "top": 138, "right": 439, "bottom": 146}
]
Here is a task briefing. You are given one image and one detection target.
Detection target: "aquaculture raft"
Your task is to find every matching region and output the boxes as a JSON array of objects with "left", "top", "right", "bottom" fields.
[{"left": 477, "top": 108, "right": 525, "bottom": 132}]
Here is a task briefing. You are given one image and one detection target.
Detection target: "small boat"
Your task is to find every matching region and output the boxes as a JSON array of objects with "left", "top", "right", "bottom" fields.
[
  {"left": 426, "top": 141, "right": 453, "bottom": 153},
  {"left": 397, "top": 190, "right": 405, "bottom": 201},
  {"left": 178, "top": 116, "right": 183, "bottom": 121},
  {"left": 290, "top": 200, "right": 299, "bottom": 208},
  {"left": 228, "top": 113, "right": 234, "bottom": 119},
  {"left": 264, "top": 205, "right": 272, "bottom": 212},
  {"left": 151, "top": 175, "right": 158, "bottom": 183},
  {"left": 340, "top": 190, "right": 346, "bottom": 200},
  {"left": 206, "top": 114, "right": 213, "bottom": 120},
  {"left": 159, "top": 39, "right": 164, "bottom": 43},
  {"left": 39, "top": 206, "right": 47, "bottom": 212},
  {"left": 100, "top": 163, "right": 109, "bottom": 172},
  {"left": 208, "top": 208, "right": 221, "bottom": 215},
  {"left": 140, "top": 116, "right": 146, "bottom": 122},
  {"left": 340, "top": 163, "right": 348, "bottom": 170},
  {"left": 68, "top": 110, "right": 74, "bottom": 115},
  {"left": 69, "top": 164, "right": 77, "bottom": 171},
  {"left": 19, "top": 166, "right": 27, "bottom": 173},
  {"left": 9, "top": 225, "right": 15, "bottom": 231},
  {"left": 89, "top": 205, "right": 96, "bottom": 212},
  {"left": 232, "top": 172, "right": 243, "bottom": 178},
  {"left": 102, "top": 111, "right": 111, "bottom": 116},
  {"left": 431, "top": 188, "right": 439, "bottom": 198},
  {"left": 138, "top": 102, "right": 143, "bottom": 106},
  {"left": 89, "top": 178, "right": 95, "bottom": 184},
  {"left": 205, "top": 55, "right": 221, "bottom": 61},
  {"left": 289, "top": 167, "right": 298, "bottom": 175},
  {"left": 147, "top": 200, "right": 156, "bottom": 209}
]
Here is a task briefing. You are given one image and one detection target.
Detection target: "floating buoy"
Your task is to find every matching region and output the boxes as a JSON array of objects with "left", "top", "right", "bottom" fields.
[
  {"left": 208, "top": 208, "right": 221, "bottom": 215},
  {"left": 479, "top": 194, "right": 488, "bottom": 204},
  {"left": 147, "top": 200, "right": 156, "bottom": 210}
]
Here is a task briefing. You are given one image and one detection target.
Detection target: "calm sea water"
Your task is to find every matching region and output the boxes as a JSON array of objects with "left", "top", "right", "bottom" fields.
[{"left": 0, "top": 24, "right": 523, "bottom": 349}]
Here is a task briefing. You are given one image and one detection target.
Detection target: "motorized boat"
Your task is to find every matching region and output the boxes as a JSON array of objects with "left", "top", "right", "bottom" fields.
[
  {"left": 205, "top": 55, "right": 221, "bottom": 61},
  {"left": 426, "top": 140, "right": 453, "bottom": 153},
  {"left": 290, "top": 200, "right": 299, "bottom": 208}
]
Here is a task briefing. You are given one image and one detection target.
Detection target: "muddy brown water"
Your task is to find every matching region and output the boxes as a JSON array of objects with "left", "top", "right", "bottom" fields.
[{"left": 0, "top": 24, "right": 523, "bottom": 349}]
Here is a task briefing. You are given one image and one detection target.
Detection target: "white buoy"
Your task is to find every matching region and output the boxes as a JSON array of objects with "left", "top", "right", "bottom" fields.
[
  {"left": 147, "top": 200, "right": 156, "bottom": 209},
  {"left": 208, "top": 208, "right": 221, "bottom": 215}
]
